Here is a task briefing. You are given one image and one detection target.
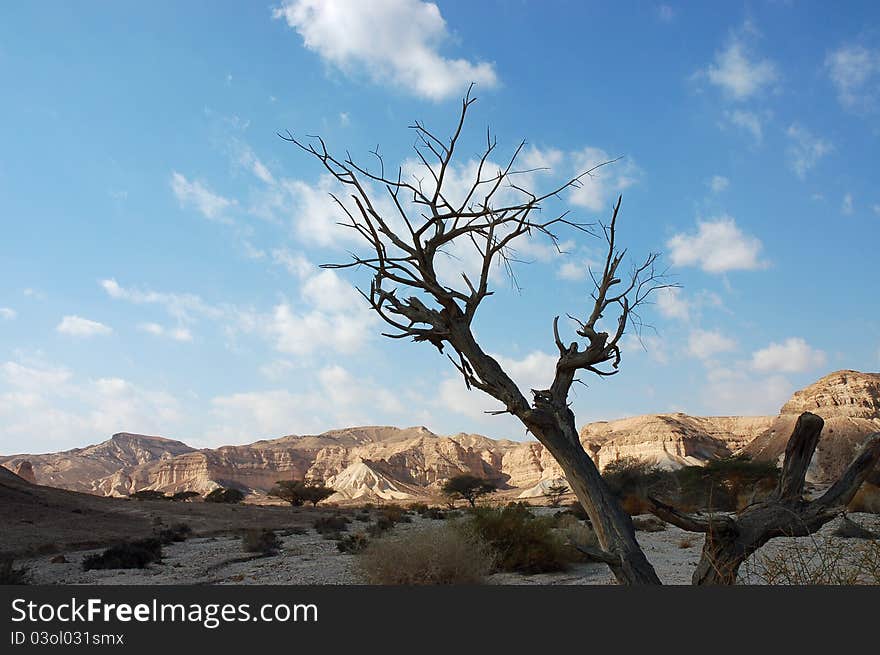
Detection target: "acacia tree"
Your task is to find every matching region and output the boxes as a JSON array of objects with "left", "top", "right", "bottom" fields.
[
  {"left": 442, "top": 474, "right": 497, "bottom": 508},
  {"left": 543, "top": 482, "right": 570, "bottom": 507},
  {"left": 283, "top": 88, "right": 880, "bottom": 585}
]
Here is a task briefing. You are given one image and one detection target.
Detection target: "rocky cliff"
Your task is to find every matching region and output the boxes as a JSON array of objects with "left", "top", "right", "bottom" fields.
[
  {"left": 3, "top": 370, "right": 878, "bottom": 500},
  {"left": 742, "top": 370, "right": 880, "bottom": 482}
]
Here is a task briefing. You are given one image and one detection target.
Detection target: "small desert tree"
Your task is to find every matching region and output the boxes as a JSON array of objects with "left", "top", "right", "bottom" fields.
[
  {"left": 543, "top": 482, "right": 570, "bottom": 507},
  {"left": 270, "top": 479, "right": 335, "bottom": 507},
  {"left": 442, "top": 474, "right": 497, "bottom": 508}
]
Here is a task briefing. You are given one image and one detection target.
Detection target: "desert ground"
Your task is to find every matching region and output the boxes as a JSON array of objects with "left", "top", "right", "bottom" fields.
[{"left": 10, "top": 497, "right": 879, "bottom": 586}]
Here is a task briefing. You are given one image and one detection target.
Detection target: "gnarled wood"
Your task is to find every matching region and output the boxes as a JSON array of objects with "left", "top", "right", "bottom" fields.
[
  {"left": 286, "top": 89, "right": 671, "bottom": 584},
  {"left": 648, "top": 412, "right": 880, "bottom": 585}
]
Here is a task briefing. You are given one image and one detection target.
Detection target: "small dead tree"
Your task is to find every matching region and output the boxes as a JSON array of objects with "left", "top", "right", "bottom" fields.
[
  {"left": 282, "top": 87, "right": 671, "bottom": 584},
  {"left": 649, "top": 412, "right": 880, "bottom": 584}
]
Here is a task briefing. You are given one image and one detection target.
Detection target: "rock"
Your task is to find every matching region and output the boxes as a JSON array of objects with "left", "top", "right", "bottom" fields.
[
  {"left": 50, "top": 554, "right": 67, "bottom": 564},
  {"left": 12, "top": 460, "right": 36, "bottom": 484},
  {"left": 742, "top": 371, "right": 880, "bottom": 483},
  {"left": 4, "top": 370, "right": 878, "bottom": 500}
]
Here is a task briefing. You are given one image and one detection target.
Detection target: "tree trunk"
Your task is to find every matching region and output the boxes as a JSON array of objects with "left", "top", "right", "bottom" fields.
[{"left": 528, "top": 419, "right": 662, "bottom": 585}]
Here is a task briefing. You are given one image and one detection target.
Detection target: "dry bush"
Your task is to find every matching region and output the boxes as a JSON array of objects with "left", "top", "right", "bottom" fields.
[
  {"left": 677, "top": 536, "right": 697, "bottom": 549},
  {"left": 741, "top": 536, "right": 880, "bottom": 585},
  {"left": 554, "top": 513, "right": 599, "bottom": 555},
  {"left": 336, "top": 533, "right": 369, "bottom": 554},
  {"left": 241, "top": 529, "right": 282, "bottom": 554},
  {"left": 357, "top": 524, "right": 495, "bottom": 584},
  {"left": 82, "top": 539, "right": 162, "bottom": 571},
  {"left": 313, "top": 514, "right": 350, "bottom": 537}
]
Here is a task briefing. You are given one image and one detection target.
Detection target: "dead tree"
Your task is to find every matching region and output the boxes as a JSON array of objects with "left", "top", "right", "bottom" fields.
[
  {"left": 282, "top": 87, "right": 672, "bottom": 584},
  {"left": 649, "top": 412, "right": 880, "bottom": 584}
]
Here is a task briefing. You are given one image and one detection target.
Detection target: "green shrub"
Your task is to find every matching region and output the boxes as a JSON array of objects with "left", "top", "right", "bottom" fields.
[
  {"left": 170, "top": 491, "right": 200, "bottom": 502},
  {"left": 313, "top": 514, "right": 350, "bottom": 535},
  {"left": 357, "top": 524, "right": 495, "bottom": 584},
  {"left": 129, "top": 490, "right": 168, "bottom": 501},
  {"left": 465, "top": 505, "right": 573, "bottom": 574},
  {"left": 204, "top": 488, "right": 245, "bottom": 504},
  {"left": 82, "top": 539, "right": 162, "bottom": 571},
  {"left": 674, "top": 456, "right": 778, "bottom": 511},
  {"left": 241, "top": 529, "right": 282, "bottom": 554},
  {"left": 602, "top": 457, "right": 677, "bottom": 514}
]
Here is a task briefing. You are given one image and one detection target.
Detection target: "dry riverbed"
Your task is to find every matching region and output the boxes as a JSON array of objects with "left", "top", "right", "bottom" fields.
[{"left": 20, "top": 512, "right": 880, "bottom": 585}]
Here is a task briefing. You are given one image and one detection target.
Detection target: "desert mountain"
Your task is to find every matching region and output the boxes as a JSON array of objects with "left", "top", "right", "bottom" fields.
[
  {"left": 3, "top": 370, "right": 878, "bottom": 500},
  {"left": 742, "top": 370, "right": 880, "bottom": 483}
]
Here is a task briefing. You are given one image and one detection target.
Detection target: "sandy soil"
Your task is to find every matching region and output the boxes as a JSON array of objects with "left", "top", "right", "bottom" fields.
[{"left": 18, "top": 512, "right": 879, "bottom": 586}]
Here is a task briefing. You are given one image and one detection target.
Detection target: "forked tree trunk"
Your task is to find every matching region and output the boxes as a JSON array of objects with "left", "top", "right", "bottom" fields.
[
  {"left": 650, "top": 412, "right": 880, "bottom": 585},
  {"left": 526, "top": 418, "right": 662, "bottom": 585}
]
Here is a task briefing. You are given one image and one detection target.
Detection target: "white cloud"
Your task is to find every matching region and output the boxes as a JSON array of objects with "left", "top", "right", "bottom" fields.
[
  {"left": 750, "top": 337, "right": 826, "bottom": 373},
  {"left": 339, "top": 112, "right": 350, "bottom": 126},
  {"left": 622, "top": 333, "right": 669, "bottom": 365},
  {"left": 667, "top": 216, "right": 765, "bottom": 273},
  {"left": 237, "top": 148, "right": 275, "bottom": 185},
  {"left": 568, "top": 148, "right": 640, "bottom": 212},
  {"left": 101, "top": 278, "right": 222, "bottom": 323},
  {"left": 0, "top": 307, "right": 16, "bottom": 320},
  {"left": 2, "top": 361, "right": 72, "bottom": 390},
  {"left": 655, "top": 286, "right": 690, "bottom": 322},
  {"left": 0, "top": 360, "right": 180, "bottom": 452},
  {"left": 701, "top": 37, "right": 777, "bottom": 100},
  {"left": 284, "top": 175, "right": 364, "bottom": 247},
  {"left": 56, "top": 315, "right": 113, "bottom": 338},
  {"left": 841, "top": 193, "right": 854, "bottom": 215},
  {"left": 785, "top": 124, "right": 832, "bottom": 179},
  {"left": 210, "top": 365, "right": 404, "bottom": 441},
  {"left": 170, "top": 172, "right": 235, "bottom": 222},
  {"left": 825, "top": 45, "right": 880, "bottom": 111},
  {"left": 272, "top": 0, "right": 498, "bottom": 101},
  {"left": 557, "top": 259, "right": 588, "bottom": 281},
  {"left": 139, "top": 322, "right": 193, "bottom": 342},
  {"left": 687, "top": 329, "right": 736, "bottom": 360},
  {"left": 873, "top": 204, "right": 880, "bottom": 216},
  {"left": 272, "top": 248, "right": 313, "bottom": 277},
  {"left": 709, "top": 175, "right": 729, "bottom": 192},
  {"left": 656, "top": 4, "right": 675, "bottom": 23},
  {"left": 702, "top": 366, "right": 792, "bottom": 415},
  {"left": 722, "top": 109, "right": 765, "bottom": 144}
]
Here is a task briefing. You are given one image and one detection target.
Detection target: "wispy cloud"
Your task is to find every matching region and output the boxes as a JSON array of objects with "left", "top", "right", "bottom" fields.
[
  {"left": 785, "top": 123, "right": 833, "bottom": 179},
  {"left": 56, "top": 315, "right": 113, "bottom": 338},
  {"left": 825, "top": 44, "right": 880, "bottom": 112},
  {"left": 170, "top": 172, "right": 236, "bottom": 223}
]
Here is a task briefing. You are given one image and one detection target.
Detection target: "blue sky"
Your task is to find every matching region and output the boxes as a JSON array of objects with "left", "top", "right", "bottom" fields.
[{"left": 1, "top": 1, "right": 879, "bottom": 452}]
